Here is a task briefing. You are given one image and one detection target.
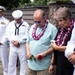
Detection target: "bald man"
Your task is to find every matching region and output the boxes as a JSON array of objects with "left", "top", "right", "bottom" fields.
[{"left": 26, "top": 9, "right": 57, "bottom": 75}]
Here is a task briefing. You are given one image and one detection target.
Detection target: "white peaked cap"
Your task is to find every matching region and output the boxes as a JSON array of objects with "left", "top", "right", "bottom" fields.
[
  {"left": 12, "top": 10, "right": 23, "bottom": 19},
  {"left": 72, "top": 0, "right": 75, "bottom": 4},
  {"left": 0, "top": 6, "right": 6, "bottom": 11}
]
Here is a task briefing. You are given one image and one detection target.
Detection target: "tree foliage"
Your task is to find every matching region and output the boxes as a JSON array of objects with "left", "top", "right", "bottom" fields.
[
  {"left": 0, "top": 0, "right": 20, "bottom": 9},
  {"left": 0, "top": 0, "right": 72, "bottom": 9},
  {"left": 47, "top": 0, "right": 71, "bottom": 1},
  {"left": 33, "top": 0, "right": 47, "bottom": 6},
  {"left": 0, "top": 0, "right": 30, "bottom": 9}
]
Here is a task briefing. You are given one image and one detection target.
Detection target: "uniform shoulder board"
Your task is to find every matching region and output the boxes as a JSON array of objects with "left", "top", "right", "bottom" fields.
[{"left": 1, "top": 22, "right": 5, "bottom": 25}]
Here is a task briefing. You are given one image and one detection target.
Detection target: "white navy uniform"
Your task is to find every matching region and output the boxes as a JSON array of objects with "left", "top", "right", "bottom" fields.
[
  {"left": 0, "top": 16, "right": 9, "bottom": 75},
  {"left": 1, "top": 19, "right": 29, "bottom": 75}
]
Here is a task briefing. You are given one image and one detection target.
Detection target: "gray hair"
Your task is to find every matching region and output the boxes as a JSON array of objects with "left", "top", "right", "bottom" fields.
[{"left": 54, "top": 7, "right": 71, "bottom": 20}]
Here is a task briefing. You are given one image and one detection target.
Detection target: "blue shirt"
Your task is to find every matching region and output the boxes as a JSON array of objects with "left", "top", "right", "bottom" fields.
[{"left": 27, "top": 22, "right": 57, "bottom": 70}]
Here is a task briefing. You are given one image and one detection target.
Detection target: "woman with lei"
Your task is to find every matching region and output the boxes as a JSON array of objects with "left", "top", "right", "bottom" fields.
[{"left": 49, "top": 7, "right": 74, "bottom": 75}]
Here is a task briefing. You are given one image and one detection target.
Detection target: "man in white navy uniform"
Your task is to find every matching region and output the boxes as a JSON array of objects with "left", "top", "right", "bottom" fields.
[
  {"left": 0, "top": 10, "right": 30, "bottom": 75},
  {"left": 0, "top": 6, "right": 9, "bottom": 75}
]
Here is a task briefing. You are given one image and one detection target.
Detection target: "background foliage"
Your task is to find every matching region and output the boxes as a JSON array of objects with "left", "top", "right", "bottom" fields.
[{"left": 0, "top": 0, "right": 72, "bottom": 9}]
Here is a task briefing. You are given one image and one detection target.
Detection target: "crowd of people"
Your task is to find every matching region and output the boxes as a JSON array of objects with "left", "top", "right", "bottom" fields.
[{"left": 0, "top": 5, "right": 75, "bottom": 75}]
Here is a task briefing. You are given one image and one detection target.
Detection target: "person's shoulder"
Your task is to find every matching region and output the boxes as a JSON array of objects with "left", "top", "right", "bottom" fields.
[
  {"left": 3, "top": 16, "right": 9, "bottom": 21},
  {"left": 9, "top": 20, "right": 14, "bottom": 23},
  {"left": 5, "top": 18, "right": 9, "bottom": 21},
  {"left": 23, "top": 20, "right": 30, "bottom": 27},
  {"left": 48, "top": 22, "right": 57, "bottom": 29},
  {"left": 6, "top": 21, "right": 14, "bottom": 29},
  {"left": 30, "top": 24, "right": 35, "bottom": 28},
  {"left": 29, "top": 24, "right": 35, "bottom": 31},
  {"left": 1, "top": 17, "right": 9, "bottom": 25},
  {"left": 7, "top": 20, "right": 14, "bottom": 26}
]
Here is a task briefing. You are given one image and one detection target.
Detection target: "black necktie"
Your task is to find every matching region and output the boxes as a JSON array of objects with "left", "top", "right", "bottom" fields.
[{"left": 15, "top": 22, "right": 23, "bottom": 35}]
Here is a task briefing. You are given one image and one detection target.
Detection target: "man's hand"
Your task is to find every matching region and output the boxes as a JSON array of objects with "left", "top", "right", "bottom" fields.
[
  {"left": 51, "top": 42, "right": 58, "bottom": 50},
  {"left": 49, "top": 64, "right": 54, "bottom": 74},
  {"left": 35, "top": 53, "right": 46, "bottom": 60},
  {"left": 68, "top": 51, "right": 75, "bottom": 64},
  {"left": 26, "top": 53, "right": 32, "bottom": 59},
  {"left": 12, "top": 40, "right": 20, "bottom": 48}
]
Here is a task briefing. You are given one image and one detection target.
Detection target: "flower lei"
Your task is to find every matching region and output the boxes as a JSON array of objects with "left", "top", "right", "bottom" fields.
[
  {"left": 56, "top": 20, "right": 74, "bottom": 46},
  {"left": 32, "top": 21, "right": 48, "bottom": 40}
]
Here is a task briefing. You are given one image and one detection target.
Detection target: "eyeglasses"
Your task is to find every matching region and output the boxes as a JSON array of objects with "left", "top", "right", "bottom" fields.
[{"left": 34, "top": 21, "right": 41, "bottom": 24}]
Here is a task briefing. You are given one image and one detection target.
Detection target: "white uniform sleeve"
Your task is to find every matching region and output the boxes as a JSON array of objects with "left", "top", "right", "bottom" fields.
[
  {"left": 1, "top": 24, "right": 11, "bottom": 44},
  {"left": 0, "top": 19, "right": 10, "bottom": 45},
  {"left": 65, "top": 23, "right": 75, "bottom": 58},
  {"left": 0, "top": 34, "right": 8, "bottom": 45}
]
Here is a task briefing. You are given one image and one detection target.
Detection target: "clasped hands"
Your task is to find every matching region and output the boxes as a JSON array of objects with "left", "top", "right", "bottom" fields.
[
  {"left": 12, "top": 40, "right": 20, "bottom": 48},
  {"left": 68, "top": 52, "right": 75, "bottom": 65},
  {"left": 0, "top": 40, "right": 20, "bottom": 48},
  {"left": 51, "top": 40, "right": 58, "bottom": 50}
]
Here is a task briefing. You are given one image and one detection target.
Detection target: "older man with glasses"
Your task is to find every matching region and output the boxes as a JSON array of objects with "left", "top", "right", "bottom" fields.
[{"left": 26, "top": 9, "right": 57, "bottom": 75}]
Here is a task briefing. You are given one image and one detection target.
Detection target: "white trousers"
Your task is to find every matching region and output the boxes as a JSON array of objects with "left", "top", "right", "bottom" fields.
[
  {"left": 0, "top": 46, "right": 8, "bottom": 75},
  {"left": 8, "top": 45, "right": 27, "bottom": 75}
]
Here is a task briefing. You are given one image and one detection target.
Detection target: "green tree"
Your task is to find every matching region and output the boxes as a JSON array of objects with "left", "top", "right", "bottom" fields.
[
  {"left": 0, "top": 0, "right": 72, "bottom": 9},
  {"left": 0, "top": 0, "right": 21, "bottom": 9},
  {"left": 0, "top": 0, "right": 31, "bottom": 9},
  {"left": 47, "top": 0, "right": 71, "bottom": 1},
  {"left": 20, "top": 0, "right": 30, "bottom": 5},
  {"left": 33, "top": 0, "right": 47, "bottom": 6}
]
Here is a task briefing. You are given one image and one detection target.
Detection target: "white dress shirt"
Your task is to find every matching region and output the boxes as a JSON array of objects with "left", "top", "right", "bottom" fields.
[{"left": 65, "top": 22, "right": 75, "bottom": 58}]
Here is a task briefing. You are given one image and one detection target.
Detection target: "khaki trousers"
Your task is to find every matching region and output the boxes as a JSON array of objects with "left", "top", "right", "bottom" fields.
[{"left": 26, "top": 66, "right": 51, "bottom": 75}]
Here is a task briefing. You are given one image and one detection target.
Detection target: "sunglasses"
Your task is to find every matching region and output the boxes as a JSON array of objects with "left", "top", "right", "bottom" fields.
[{"left": 34, "top": 21, "right": 41, "bottom": 24}]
